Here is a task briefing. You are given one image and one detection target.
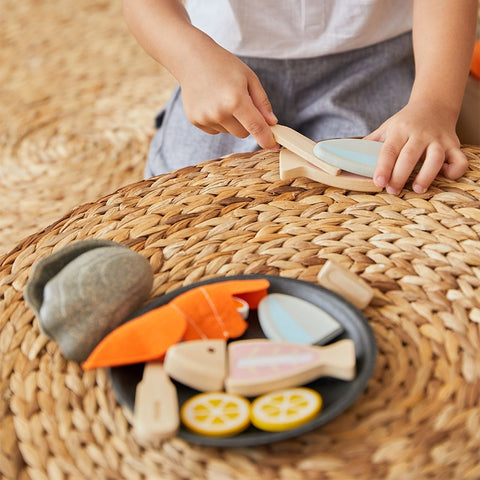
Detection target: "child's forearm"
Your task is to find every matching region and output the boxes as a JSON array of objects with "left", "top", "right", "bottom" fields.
[
  {"left": 409, "top": 0, "right": 477, "bottom": 117},
  {"left": 369, "top": 0, "right": 476, "bottom": 194},
  {"left": 123, "top": 0, "right": 278, "bottom": 149},
  {"left": 123, "top": 0, "right": 217, "bottom": 83}
]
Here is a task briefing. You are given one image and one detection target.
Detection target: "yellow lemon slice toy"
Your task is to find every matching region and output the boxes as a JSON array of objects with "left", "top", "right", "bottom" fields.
[
  {"left": 251, "top": 387, "right": 322, "bottom": 432},
  {"left": 180, "top": 392, "right": 251, "bottom": 437}
]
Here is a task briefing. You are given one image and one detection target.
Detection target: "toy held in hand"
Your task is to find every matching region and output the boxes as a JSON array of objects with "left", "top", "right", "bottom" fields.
[{"left": 271, "top": 124, "right": 382, "bottom": 192}]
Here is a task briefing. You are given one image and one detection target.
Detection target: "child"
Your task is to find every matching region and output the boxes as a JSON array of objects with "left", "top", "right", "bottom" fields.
[{"left": 124, "top": 0, "right": 477, "bottom": 195}]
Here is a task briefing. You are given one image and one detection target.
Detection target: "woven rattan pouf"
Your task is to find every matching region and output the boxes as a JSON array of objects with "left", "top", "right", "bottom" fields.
[{"left": 1, "top": 148, "right": 480, "bottom": 480}]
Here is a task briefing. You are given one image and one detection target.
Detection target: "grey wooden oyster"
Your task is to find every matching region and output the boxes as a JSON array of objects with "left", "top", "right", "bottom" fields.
[{"left": 24, "top": 239, "right": 154, "bottom": 362}]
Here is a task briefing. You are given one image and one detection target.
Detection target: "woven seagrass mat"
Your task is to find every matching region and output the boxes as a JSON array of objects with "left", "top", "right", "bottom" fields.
[
  {"left": 1, "top": 147, "right": 480, "bottom": 480},
  {"left": 2, "top": 1, "right": 480, "bottom": 478},
  {"left": 2, "top": 1, "right": 479, "bottom": 257},
  {"left": 0, "top": 0, "right": 176, "bottom": 255}
]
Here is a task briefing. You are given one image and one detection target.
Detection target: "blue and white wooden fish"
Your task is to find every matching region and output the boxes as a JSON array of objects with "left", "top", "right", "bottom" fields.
[
  {"left": 313, "top": 138, "right": 382, "bottom": 177},
  {"left": 257, "top": 294, "right": 344, "bottom": 345}
]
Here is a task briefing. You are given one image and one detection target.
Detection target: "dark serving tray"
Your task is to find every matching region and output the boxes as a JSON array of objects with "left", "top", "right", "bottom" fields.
[{"left": 109, "top": 274, "right": 377, "bottom": 447}]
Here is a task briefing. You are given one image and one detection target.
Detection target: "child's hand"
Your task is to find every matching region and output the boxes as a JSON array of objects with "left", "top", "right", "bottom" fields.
[
  {"left": 366, "top": 101, "right": 468, "bottom": 194},
  {"left": 123, "top": 0, "right": 278, "bottom": 150},
  {"left": 178, "top": 43, "right": 278, "bottom": 150}
]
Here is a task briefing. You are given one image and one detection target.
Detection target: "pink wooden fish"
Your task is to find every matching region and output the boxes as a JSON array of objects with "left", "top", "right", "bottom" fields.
[
  {"left": 225, "top": 339, "right": 355, "bottom": 396},
  {"left": 164, "top": 338, "right": 355, "bottom": 397}
]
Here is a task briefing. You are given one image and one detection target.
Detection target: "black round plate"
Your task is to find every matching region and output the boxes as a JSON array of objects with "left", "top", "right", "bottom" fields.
[{"left": 109, "top": 274, "right": 377, "bottom": 447}]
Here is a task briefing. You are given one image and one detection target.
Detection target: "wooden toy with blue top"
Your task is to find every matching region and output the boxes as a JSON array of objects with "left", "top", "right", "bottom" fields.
[{"left": 272, "top": 124, "right": 383, "bottom": 192}]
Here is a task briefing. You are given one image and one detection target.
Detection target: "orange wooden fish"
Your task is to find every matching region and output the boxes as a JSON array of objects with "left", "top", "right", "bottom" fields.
[{"left": 82, "top": 279, "right": 269, "bottom": 370}]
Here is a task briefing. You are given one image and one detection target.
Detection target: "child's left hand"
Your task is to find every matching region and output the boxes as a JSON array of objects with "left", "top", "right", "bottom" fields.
[{"left": 365, "top": 100, "right": 468, "bottom": 194}]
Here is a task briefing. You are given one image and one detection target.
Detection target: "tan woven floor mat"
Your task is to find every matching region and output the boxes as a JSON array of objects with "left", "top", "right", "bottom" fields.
[
  {"left": 0, "top": 0, "right": 176, "bottom": 254},
  {"left": 1, "top": 148, "right": 480, "bottom": 480}
]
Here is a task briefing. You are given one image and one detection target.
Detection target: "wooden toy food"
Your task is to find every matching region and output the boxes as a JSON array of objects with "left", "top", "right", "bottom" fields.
[
  {"left": 133, "top": 362, "right": 179, "bottom": 442},
  {"left": 272, "top": 124, "right": 382, "bottom": 192},
  {"left": 181, "top": 388, "right": 323, "bottom": 436},
  {"left": 226, "top": 339, "right": 356, "bottom": 397},
  {"left": 271, "top": 124, "right": 340, "bottom": 176},
  {"left": 164, "top": 338, "right": 356, "bottom": 397},
  {"left": 313, "top": 138, "right": 381, "bottom": 177},
  {"left": 82, "top": 307, "right": 188, "bottom": 370},
  {"left": 250, "top": 387, "right": 323, "bottom": 432},
  {"left": 317, "top": 260, "right": 374, "bottom": 310},
  {"left": 170, "top": 280, "right": 268, "bottom": 341},
  {"left": 180, "top": 392, "right": 251, "bottom": 437},
  {"left": 257, "top": 293, "right": 344, "bottom": 345},
  {"left": 164, "top": 339, "right": 227, "bottom": 392},
  {"left": 82, "top": 279, "right": 269, "bottom": 370},
  {"left": 280, "top": 148, "right": 382, "bottom": 192}
]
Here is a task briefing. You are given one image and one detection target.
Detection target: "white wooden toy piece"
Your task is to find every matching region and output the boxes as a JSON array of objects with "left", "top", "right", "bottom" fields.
[
  {"left": 317, "top": 260, "right": 374, "bottom": 310},
  {"left": 233, "top": 296, "right": 249, "bottom": 320},
  {"left": 271, "top": 124, "right": 341, "bottom": 176},
  {"left": 257, "top": 293, "right": 344, "bottom": 345},
  {"left": 272, "top": 123, "right": 382, "bottom": 192},
  {"left": 314, "top": 138, "right": 382, "bottom": 177},
  {"left": 133, "top": 362, "right": 179, "bottom": 442},
  {"left": 165, "top": 338, "right": 356, "bottom": 397},
  {"left": 279, "top": 148, "right": 382, "bottom": 192},
  {"left": 164, "top": 339, "right": 226, "bottom": 392},
  {"left": 272, "top": 123, "right": 382, "bottom": 178}
]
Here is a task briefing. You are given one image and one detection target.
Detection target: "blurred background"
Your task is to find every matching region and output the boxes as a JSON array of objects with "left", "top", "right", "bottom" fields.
[
  {"left": 0, "top": 1, "right": 176, "bottom": 254},
  {"left": 1, "top": 1, "right": 479, "bottom": 255}
]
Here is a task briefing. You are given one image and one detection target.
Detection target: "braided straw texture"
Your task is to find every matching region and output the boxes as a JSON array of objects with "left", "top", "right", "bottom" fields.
[
  {"left": 1, "top": 147, "right": 480, "bottom": 480},
  {"left": 0, "top": 0, "right": 176, "bottom": 255}
]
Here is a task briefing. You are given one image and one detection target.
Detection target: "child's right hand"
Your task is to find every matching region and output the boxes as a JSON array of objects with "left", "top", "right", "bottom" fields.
[
  {"left": 123, "top": 0, "right": 277, "bottom": 149},
  {"left": 177, "top": 42, "right": 278, "bottom": 150}
]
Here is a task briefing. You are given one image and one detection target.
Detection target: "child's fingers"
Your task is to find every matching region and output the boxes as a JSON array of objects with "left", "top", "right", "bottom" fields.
[
  {"left": 220, "top": 118, "right": 250, "bottom": 139},
  {"left": 387, "top": 138, "right": 428, "bottom": 194},
  {"left": 411, "top": 142, "right": 445, "bottom": 193},
  {"left": 373, "top": 135, "right": 406, "bottom": 189},
  {"left": 234, "top": 100, "right": 277, "bottom": 149},
  {"left": 364, "top": 128, "right": 384, "bottom": 142},
  {"left": 197, "top": 125, "right": 222, "bottom": 135},
  {"left": 440, "top": 148, "right": 469, "bottom": 179}
]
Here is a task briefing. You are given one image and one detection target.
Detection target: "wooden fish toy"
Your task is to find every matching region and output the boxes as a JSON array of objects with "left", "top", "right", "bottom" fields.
[
  {"left": 164, "top": 339, "right": 227, "bottom": 392},
  {"left": 313, "top": 138, "right": 381, "bottom": 178},
  {"left": 272, "top": 124, "right": 382, "bottom": 192},
  {"left": 164, "top": 338, "right": 356, "bottom": 397},
  {"left": 257, "top": 293, "right": 344, "bottom": 345},
  {"left": 226, "top": 338, "right": 356, "bottom": 396}
]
